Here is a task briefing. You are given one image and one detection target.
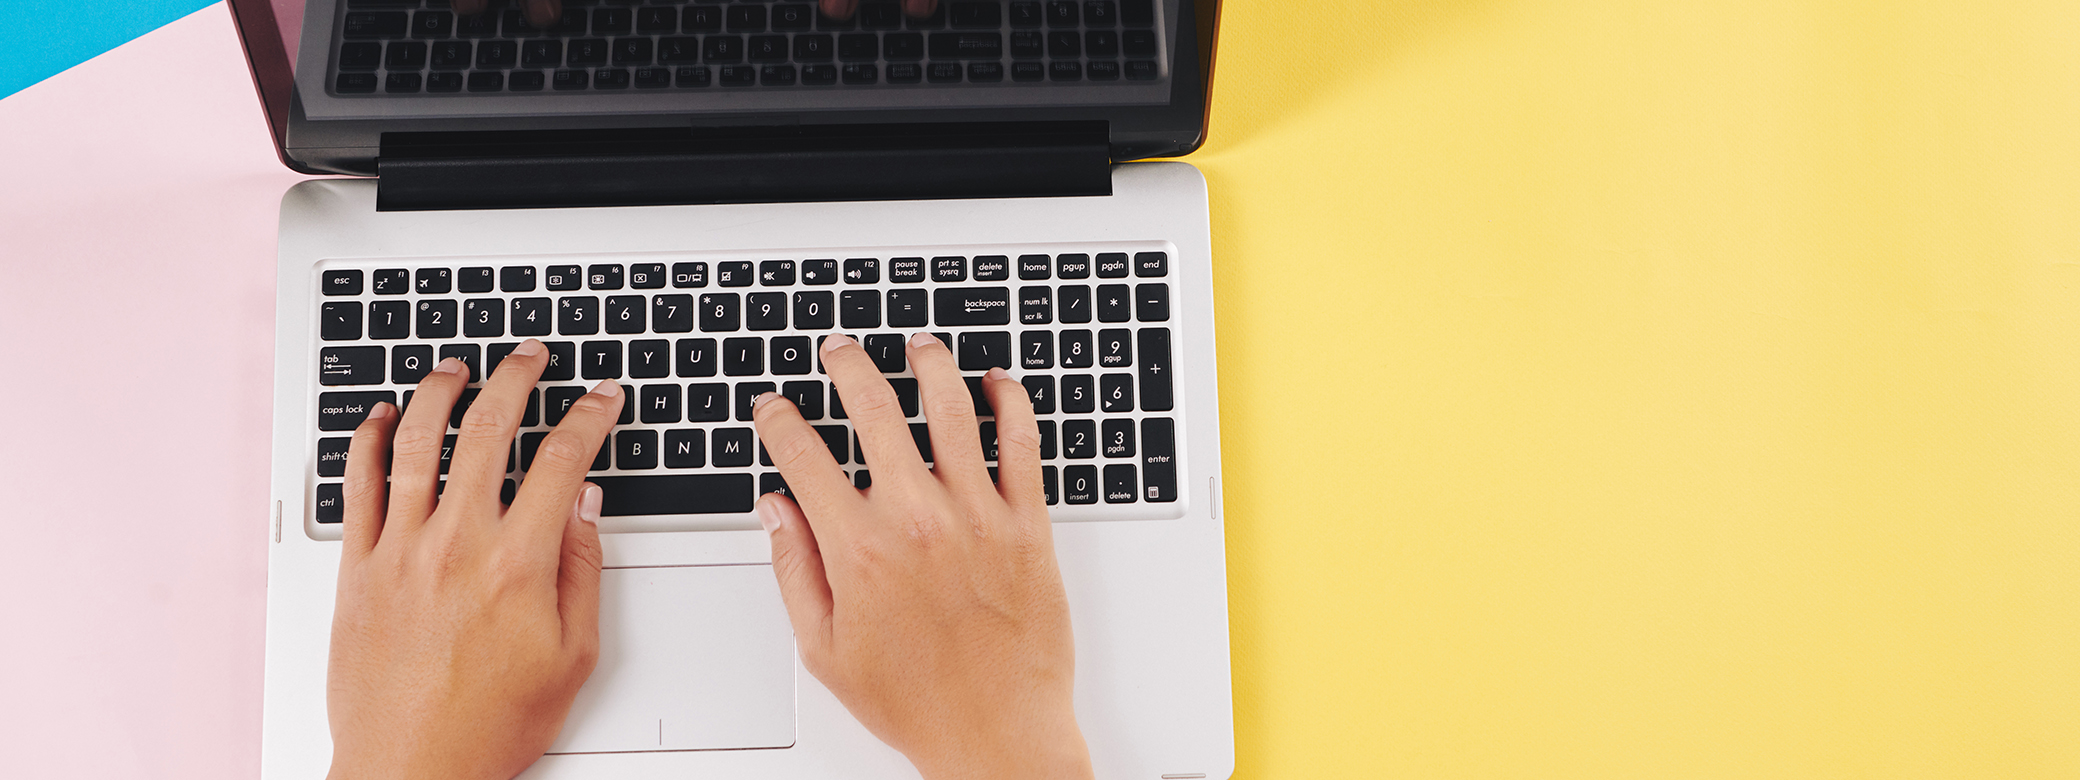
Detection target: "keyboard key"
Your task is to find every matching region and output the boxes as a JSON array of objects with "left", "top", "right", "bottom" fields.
[
  {"left": 1049, "top": 61, "right": 1082, "bottom": 81},
  {"left": 1059, "top": 328, "right": 1093, "bottom": 368},
  {"left": 1134, "top": 251, "right": 1168, "bottom": 277},
  {"left": 734, "top": 381, "right": 775, "bottom": 421},
  {"left": 1011, "top": 32, "right": 1044, "bottom": 59},
  {"left": 782, "top": 380, "right": 824, "bottom": 420},
  {"left": 1038, "top": 419, "right": 1058, "bottom": 459},
  {"left": 369, "top": 301, "right": 410, "bottom": 339},
  {"left": 1096, "top": 252, "right": 1131, "bottom": 278},
  {"left": 569, "top": 38, "right": 609, "bottom": 66},
  {"left": 889, "top": 378, "right": 922, "bottom": 417},
  {"left": 751, "top": 37, "right": 789, "bottom": 63},
  {"left": 1125, "top": 59, "right": 1158, "bottom": 80},
  {"left": 1057, "top": 253, "right": 1090, "bottom": 279},
  {"left": 1136, "top": 328, "right": 1173, "bottom": 411},
  {"left": 558, "top": 296, "right": 599, "bottom": 335},
  {"left": 1060, "top": 374, "right": 1094, "bottom": 413},
  {"left": 1122, "top": 0, "right": 1154, "bottom": 26},
  {"left": 683, "top": 6, "right": 722, "bottom": 33},
  {"left": 628, "top": 339, "right": 671, "bottom": 378},
  {"left": 341, "top": 42, "right": 382, "bottom": 71},
  {"left": 321, "top": 302, "right": 361, "bottom": 341},
  {"left": 511, "top": 297, "right": 552, "bottom": 336},
  {"left": 1136, "top": 282, "right": 1170, "bottom": 321},
  {"left": 843, "top": 257, "right": 880, "bottom": 283},
  {"left": 484, "top": 342, "right": 519, "bottom": 375},
  {"left": 1014, "top": 255, "right": 1051, "bottom": 281},
  {"left": 1103, "top": 463, "right": 1137, "bottom": 503},
  {"left": 889, "top": 257, "right": 926, "bottom": 283},
  {"left": 794, "top": 291, "right": 835, "bottom": 329},
  {"left": 617, "top": 430, "right": 658, "bottom": 470},
  {"left": 638, "top": 384, "right": 680, "bottom": 423},
  {"left": 840, "top": 290, "right": 881, "bottom": 329},
  {"left": 886, "top": 33, "right": 925, "bottom": 60},
  {"left": 1063, "top": 465, "right": 1097, "bottom": 504},
  {"left": 1023, "top": 375, "right": 1055, "bottom": 413},
  {"left": 323, "top": 270, "right": 364, "bottom": 296},
  {"left": 727, "top": 4, "right": 767, "bottom": 32},
  {"left": 800, "top": 259, "right": 838, "bottom": 286},
  {"left": 466, "top": 71, "right": 506, "bottom": 92},
  {"left": 928, "top": 32, "right": 1002, "bottom": 59},
  {"left": 385, "top": 72, "right": 422, "bottom": 93},
  {"left": 747, "top": 292, "right": 788, "bottom": 330},
  {"left": 582, "top": 341, "right": 623, "bottom": 379},
  {"left": 588, "top": 264, "right": 625, "bottom": 291},
  {"left": 958, "top": 332, "right": 1013, "bottom": 370},
  {"left": 392, "top": 345, "right": 434, "bottom": 383},
  {"left": 861, "top": 1, "right": 902, "bottom": 28},
  {"left": 760, "top": 473, "right": 792, "bottom": 498},
  {"left": 676, "top": 338, "right": 718, "bottom": 377},
  {"left": 1045, "top": 1, "right": 1079, "bottom": 27},
  {"left": 416, "top": 268, "right": 452, "bottom": 294},
  {"left": 1102, "top": 418, "right": 1135, "bottom": 458},
  {"left": 1097, "top": 328, "right": 1132, "bottom": 367},
  {"left": 523, "top": 39, "right": 563, "bottom": 66},
  {"left": 544, "top": 387, "right": 586, "bottom": 425},
  {"left": 664, "top": 429, "right": 706, "bottom": 468},
  {"left": 544, "top": 342, "right": 576, "bottom": 380},
  {"left": 605, "top": 295, "right": 646, "bottom": 334},
  {"left": 814, "top": 425, "right": 849, "bottom": 463},
  {"left": 700, "top": 293, "right": 741, "bottom": 331},
  {"left": 1043, "top": 464, "right": 1059, "bottom": 504},
  {"left": 456, "top": 267, "right": 494, "bottom": 294},
  {"left": 1011, "top": 1, "right": 1043, "bottom": 27},
  {"left": 1021, "top": 331, "right": 1054, "bottom": 368},
  {"left": 1100, "top": 373, "right": 1134, "bottom": 412},
  {"left": 687, "top": 383, "right": 730, "bottom": 421},
  {"left": 978, "top": 421, "right": 998, "bottom": 461},
  {"left": 717, "top": 261, "right": 754, "bottom": 287},
  {"left": 315, "top": 484, "right": 344, "bottom": 523},
  {"left": 1063, "top": 419, "right": 1095, "bottom": 459},
  {"left": 1018, "top": 286, "right": 1052, "bottom": 324},
  {"left": 864, "top": 334, "right": 907, "bottom": 373},
  {"left": 932, "top": 256, "right": 967, "bottom": 282},
  {"left": 590, "top": 474, "right": 754, "bottom": 515},
  {"left": 648, "top": 294, "right": 693, "bottom": 333},
  {"left": 317, "top": 437, "right": 353, "bottom": 479},
  {"left": 1047, "top": 30, "right": 1080, "bottom": 57},
  {"left": 344, "top": 11, "right": 408, "bottom": 38},
  {"left": 431, "top": 40, "right": 472, "bottom": 69},
  {"left": 672, "top": 262, "right": 709, "bottom": 288},
  {"left": 973, "top": 255, "right": 1011, "bottom": 281},
  {"left": 546, "top": 265, "right": 582, "bottom": 291},
  {"left": 771, "top": 336, "right": 814, "bottom": 375},
  {"left": 372, "top": 268, "right": 408, "bottom": 294},
  {"left": 438, "top": 343, "right": 481, "bottom": 382},
  {"left": 318, "top": 391, "right": 397, "bottom": 430},
  {"left": 1096, "top": 284, "right": 1131, "bottom": 322},
  {"left": 637, "top": 6, "right": 677, "bottom": 33},
  {"left": 477, "top": 39, "right": 518, "bottom": 68},
  {"left": 933, "top": 287, "right": 1011, "bottom": 326},
  {"left": 417, "top": 300, "right": 458, "bottom": 338},
  {"left": 319, "top": 346, "right": 386, "bottom": 386},
  {"left": 707, "top": 38, "right": 746, "bottom": 65},
  {"left": 723, "top": 337, "right": 764, "bottom": 376},
  {"left": 427, "top": 72, "right": 464, "bottom": 92},
  {"left": 888, "top": 289, "right": 928, "bottom": 327}
]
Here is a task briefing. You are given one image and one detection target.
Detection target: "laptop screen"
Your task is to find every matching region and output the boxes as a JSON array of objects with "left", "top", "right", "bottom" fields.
[{"left": 230, "top": 0, "right": 1217, "bottom": 175}]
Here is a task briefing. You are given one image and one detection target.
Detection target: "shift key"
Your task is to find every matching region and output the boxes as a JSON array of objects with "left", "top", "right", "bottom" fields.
[
  {"left": 933, "top": 287, "right": 1011, "bottom": 326},
  {"left": 319, "top": 346, "right": 385, "bottom": 385}
]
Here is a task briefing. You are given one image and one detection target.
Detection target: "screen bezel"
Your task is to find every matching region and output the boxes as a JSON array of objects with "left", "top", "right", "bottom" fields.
[{"left": 227, "top": 0, "right": 1221, "bottom": 177}]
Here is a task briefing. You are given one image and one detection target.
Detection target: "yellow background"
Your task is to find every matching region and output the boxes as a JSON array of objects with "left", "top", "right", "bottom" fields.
[{"left": 1190, "top": 1, "right": 2079, "bottom": 777}]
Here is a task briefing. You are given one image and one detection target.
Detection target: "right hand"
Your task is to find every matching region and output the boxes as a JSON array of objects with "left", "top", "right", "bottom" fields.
[
  {"left": 462, "top": 0, "right": 941, "bottom": 29},
  {"left": 751, "top": 333, "right": 1092, "bottom": 780}
]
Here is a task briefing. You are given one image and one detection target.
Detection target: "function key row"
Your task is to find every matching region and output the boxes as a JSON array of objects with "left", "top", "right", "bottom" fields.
[
  {"left": 342, "top": 1, "right": 1157, "bottom": 39},
  {"left": 318, "top": 252, "right": 1167, "bottom": 295}
]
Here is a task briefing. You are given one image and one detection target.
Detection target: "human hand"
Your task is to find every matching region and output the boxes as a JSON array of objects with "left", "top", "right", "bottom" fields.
[
  {"left": 751, "top": 333, "right": 1092, "bottom": 780},
  {"left": 450, "top": 0, "right": 942, "bottom": 30},
  {"left": 327, "top": 341, "right": 624, "bottom": 780}
]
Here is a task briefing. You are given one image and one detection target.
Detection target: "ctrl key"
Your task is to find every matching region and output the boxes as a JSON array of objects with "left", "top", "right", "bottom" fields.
[
  {"left": 315, "top": 483, "right": 345, "bottom": 524},
  {"left": 318, "top": 391, "right": 398, "bottom": 431}
]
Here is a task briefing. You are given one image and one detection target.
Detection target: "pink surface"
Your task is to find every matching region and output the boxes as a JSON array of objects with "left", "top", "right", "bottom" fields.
[{"left": 0, "top": 4, "right": 306, "bottom": 776}]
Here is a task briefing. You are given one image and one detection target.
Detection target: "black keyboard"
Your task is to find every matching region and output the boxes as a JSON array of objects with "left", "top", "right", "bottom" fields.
[
  {"left": 330, "top": 0, "right": 1164, "bottom": 94},
  {"left": 309, "top": 249, "right": 1181, "bottom": 524}
]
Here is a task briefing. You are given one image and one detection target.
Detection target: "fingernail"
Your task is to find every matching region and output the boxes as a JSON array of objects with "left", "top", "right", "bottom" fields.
[
  {"left": 985, "top": 367, "right": 1012, "bottom": 382},
  {"left": 908, "top": 331, "right": 940, "bottom": 348},
  {"left": 433, "top": 357, "right": 467, "bottom": 375},
  {"left": 756, "top": 496, "right": 781, "bottom": 533},
  {"left": 367, "top": 401, "right": 396, "bottom": 421},
  {"left": 820, "top": 333, "right": 856, "bottom": 353},
  {"left": 577, "top": 484, "right": 602, "bottom": 525},
  {"left": 591, "top": 380, "right": 622, "bottom": 397},
  {"left": 751, "top": 391, "right": 780, "bottom": 411},
  {"left": 511, "top": 339, "right": 544, "bottom": 357}
]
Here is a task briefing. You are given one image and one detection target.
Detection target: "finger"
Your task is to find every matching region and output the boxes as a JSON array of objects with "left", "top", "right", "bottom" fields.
[
  {"left": 340, "top": 402, "right": 398, "bottom": 559},
  {"left": 751, "top": 392, "right": 863, "bottom": 524},
  {"left": 453, "top": 0, "right": 486, "bottom": 17},
  {"left": 819, "top": 0, "right": 858, "bottom": 21},
  {"left": 523, "top": 0, "right": 561, "bottom": 29},
  {"left": 386, "top": 358, "right": 470, "bottom": 531},
  {"left": 444, "top": 339, "right": 547, "bottom": 517},
  {"left": 757, "top": 493, "right": 834, "bottom": 661},
  {"left": 980, "top": 367, "right": 1046, "bottom": 512},
  {"left": 820, "top": 335, "right": 930, "bottom": 486},
  {"left": 907, "top": 332, "right": 991, "bottom": 493},
  {"left": 557, "top": 484, "right": 605, "bottom": 660},
  {"left": 902, "top": 0, "right": 937, "bottom": 18},
  {"left": 504, "top": 381, "right": 623, "bottom": 562}
]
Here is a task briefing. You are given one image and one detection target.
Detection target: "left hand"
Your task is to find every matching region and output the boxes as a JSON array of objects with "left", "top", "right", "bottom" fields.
[{"left": 326, "top": 340, "right": 624, "bottom": 780}]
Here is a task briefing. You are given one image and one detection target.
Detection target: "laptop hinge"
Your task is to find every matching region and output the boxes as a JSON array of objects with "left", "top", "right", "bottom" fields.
[{"left": 374, "top": 121, "right": 1112, "bottom": 211}]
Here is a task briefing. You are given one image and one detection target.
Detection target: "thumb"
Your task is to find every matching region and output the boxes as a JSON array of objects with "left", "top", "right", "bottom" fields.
[
  {"left": 558, "top": 483, "right": 606, "bottom": 662},
  {"left": 757, "top": 493, "right": 834, "bottom": 660}
]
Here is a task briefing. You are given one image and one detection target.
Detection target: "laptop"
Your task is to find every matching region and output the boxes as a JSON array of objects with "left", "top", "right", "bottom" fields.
[{"left": 233, "top": 0, "right": 1232, "bottom": 776}]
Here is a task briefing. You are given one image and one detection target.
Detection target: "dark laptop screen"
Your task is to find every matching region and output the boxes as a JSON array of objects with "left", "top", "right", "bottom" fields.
[{"left": 230, "top": 0, "right": 1218, "bottom": 175}]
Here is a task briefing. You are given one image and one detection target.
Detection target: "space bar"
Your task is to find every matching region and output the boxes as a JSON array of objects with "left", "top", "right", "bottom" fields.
[{"left": 589, "top": 475, "right": 756, "bottom": 516}]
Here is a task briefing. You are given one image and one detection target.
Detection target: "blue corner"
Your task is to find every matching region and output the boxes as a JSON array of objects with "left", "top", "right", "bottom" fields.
[{"left": 0, "top": 0, "right": 220, "bottom": 100}]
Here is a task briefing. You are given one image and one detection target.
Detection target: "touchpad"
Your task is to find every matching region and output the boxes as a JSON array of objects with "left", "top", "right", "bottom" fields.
[{"left": 548, "top": 565, "right": 796, "bottom": 754}]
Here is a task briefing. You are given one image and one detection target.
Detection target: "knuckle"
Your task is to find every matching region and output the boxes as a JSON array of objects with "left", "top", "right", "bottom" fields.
[
  {"left": 924, "top": 395, "right": 974, "bottom": 424},
  {"left": 995, "top": 424, "right": 1042, "bottom": 454},
  {"left": 389, "top": 430, "right": 444, "bottom": 464},
  {"left": 566, "top": 393, "right": 619, "bottom": 421},
  {"left": 533, "top": 434, "right": 595, "bottom": 473},
  {"left": 457, "top": 406, "right": 512, "bottom": 440},
  {"left": 770, "top": 432, "right": 828, "bottom": 470},
  {"left": 846, "top": 388, "right": 906, "bottom": 420}
]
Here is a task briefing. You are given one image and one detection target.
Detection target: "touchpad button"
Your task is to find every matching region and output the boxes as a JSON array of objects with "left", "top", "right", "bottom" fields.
[{"left": 548, "top": 564, "right": 796, "bottom": 753}]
